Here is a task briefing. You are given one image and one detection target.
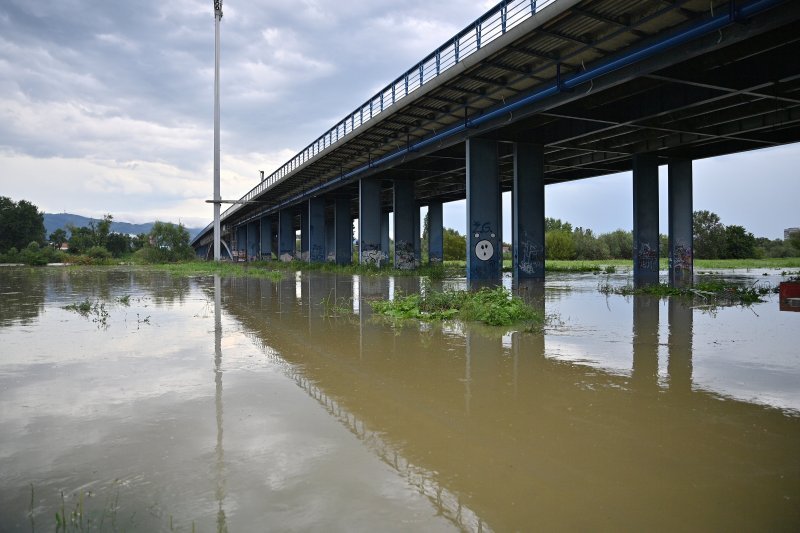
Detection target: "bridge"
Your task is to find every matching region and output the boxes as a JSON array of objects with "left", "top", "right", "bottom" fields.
[{"left": 191, "top": 0, "right": 800, "bottom": 284}]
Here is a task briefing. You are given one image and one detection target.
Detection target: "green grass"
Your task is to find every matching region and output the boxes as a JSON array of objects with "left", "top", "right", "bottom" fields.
[
  {"left": 371, "top": 286, "right": 543, "bottom": 327},
  {"left": 598, "top": 277, "right": 771, "bottom": 305},
  {"left": 694, "top": 258, "right": 800, "bottom": 269}
]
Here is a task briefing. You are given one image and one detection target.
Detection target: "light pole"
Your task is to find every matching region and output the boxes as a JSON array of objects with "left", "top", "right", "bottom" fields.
[{"left": 213, "top": 0, "right": 223, "bottom": 260}]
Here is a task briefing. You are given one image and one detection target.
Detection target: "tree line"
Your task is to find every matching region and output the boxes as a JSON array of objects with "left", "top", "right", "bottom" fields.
[
  {"left": 0, "top": 196, "right": 194, "bottom": 265},
  {"left": 424, "top": 211, "right": 799, "bottom": 261}
]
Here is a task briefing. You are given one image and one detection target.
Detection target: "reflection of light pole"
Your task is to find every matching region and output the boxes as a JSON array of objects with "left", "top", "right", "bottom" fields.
[
  {"left": 213, "top": 275, "right": 228, "bottom": 531},
  {"left": 213, "top": 1, "right": 223, "bottom": 261}
]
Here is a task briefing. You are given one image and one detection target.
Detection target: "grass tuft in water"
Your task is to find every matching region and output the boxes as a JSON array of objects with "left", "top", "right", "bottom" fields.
[
  {"left": 371, "top": 286, "right": 542, "bottom": 327},
  {"left": 598, "top": 277, "right": 771, "bottom": 305}
]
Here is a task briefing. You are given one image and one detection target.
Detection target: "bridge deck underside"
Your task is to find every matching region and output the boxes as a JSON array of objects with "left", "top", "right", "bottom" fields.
[{"left": 199, "top": 0, "right": 800, "bottom": 240}]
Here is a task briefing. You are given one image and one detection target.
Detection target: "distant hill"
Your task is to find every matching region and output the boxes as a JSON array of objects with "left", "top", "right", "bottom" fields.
[{"left": 44, "top": 213, "right": 204, "bottom": 239}]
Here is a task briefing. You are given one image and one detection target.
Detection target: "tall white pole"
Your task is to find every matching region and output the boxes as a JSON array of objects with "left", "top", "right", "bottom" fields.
[{"left": 213, "top": 1, "right": 223, "bottom": 261}]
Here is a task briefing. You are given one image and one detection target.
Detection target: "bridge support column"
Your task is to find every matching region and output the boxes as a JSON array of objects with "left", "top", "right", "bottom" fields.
[
  {"left": 633, "top": 154, "right": 660, "bottom": 286},
  {"left": 334, "top": 198, "right": 352, "bottom": 265},
  {"left": 466, "top": 138, "right": 502, "bottom": 284},
  {"left": 359, "top": 178, "right": 385, "bottom": 266},
  {"left": 300, "top": 206, "right": 310, "bottom": 261},
  {"left": 325, "top": 215, "right": 335, "bottom": 262},
  {"left": 278, "top": 209, "right": 295, "bottom": 262},
  {"left": 428, "top": 201, "right": 443, "bottom": 264},
  {"left": 236, "top": 225, "right": 246, "bottom": 259},
  {"left": 260, "top": 217, "right": 272, "bottom": 260},
  {"left": 414, "top": 206, "right": 421, "bottom": 266},
  {"left": 381, "top": 211, "right": 390, "bottom": 265},
  {"left": 512, "top": 142, "right": 545, "bottom": 281},
  {"left": 393, "top": 180, "right": 416, "bottom": 269},
  {"left": 247, "top": 220, "right": 259, "bottom": 260},
  {"left": 308, "top": 197, "right": 326, "bottom": 263},
  {"left": 668, "top": 158, "right": 693, "bottom": 287}
]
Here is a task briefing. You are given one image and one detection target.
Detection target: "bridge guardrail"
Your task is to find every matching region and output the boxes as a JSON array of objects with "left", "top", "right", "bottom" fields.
[{"left": 215, "top": 0, "right": 555, "bottom": 226}]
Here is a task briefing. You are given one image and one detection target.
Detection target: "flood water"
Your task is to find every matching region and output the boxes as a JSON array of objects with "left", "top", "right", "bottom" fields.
[{"left": 0, "top": 266, "right": 798, "bottom": 531}]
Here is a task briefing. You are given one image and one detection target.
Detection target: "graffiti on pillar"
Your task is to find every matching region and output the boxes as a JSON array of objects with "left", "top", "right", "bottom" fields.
[
  {"left": 395, "top": 240, "right": 417, "bottom": 269},
  {"left": 327, "top": 250, "right": 336, "bottom": 262},
  {"left": 670, "top": 243, "right": 692, "bottom": 273},
  {"left": 360, "top": 244, "right": 386, "bottom": 266},
  {"left": 636, "top": 242, "right": 658, "bottom": 272},
  {"left": 310, "top": 244, "right": 325, "bottom": 262},
  {"left": 279, "top": 252, "right": 293, "bottom": 262},
  {"left": 518, "top": 239, "right": 544, "bottom": 275},
  {"left": 470, "top": 221, "right": 499, "bottom": 276}
]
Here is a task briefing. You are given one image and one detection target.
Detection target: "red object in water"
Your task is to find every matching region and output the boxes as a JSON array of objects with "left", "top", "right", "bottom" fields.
[{"left": 779, "top": 281, "right": 800, "bottom": 312}]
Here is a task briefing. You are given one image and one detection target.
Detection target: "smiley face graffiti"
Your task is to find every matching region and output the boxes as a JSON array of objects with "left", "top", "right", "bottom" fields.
[{"left": 475, "top": 239, "right": 494, "bottom": 261}]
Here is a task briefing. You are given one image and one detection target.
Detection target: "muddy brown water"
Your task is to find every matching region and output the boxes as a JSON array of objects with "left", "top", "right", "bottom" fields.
[{"left": 0, "top": 266, "right": 798, "bottom": 531}]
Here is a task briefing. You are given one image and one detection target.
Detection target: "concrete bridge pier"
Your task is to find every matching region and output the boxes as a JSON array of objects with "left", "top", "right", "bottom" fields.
[
  {"left": 308, "top": 197, "right": 326, "bottom": 263},
  {"left": 325, "top": 213, "right": 335, "bottom": 262},
  {"left": 668, "top": 159, "right": 693, "bottom": 287},
  {"left": 359, "top": 178, "right": 385, "bottom": 266},
  {"left": 299, "top": 206, "right": 310, "bottom": 261},
  {"left": 427, "top": 201, "right": 443, "bottom": 264},
  {"left": 334, "top": 198, "right": 352, "bottom": 265},
  {"left": 393, "top": 180, "right": 416, "bottom": 269},
  {"left": 633, "top": 154, "right": 660, "bottom": 286},
  {"left": 260, "top": 217, "right": 273, "bottom": 260},
  {"left": 278, "top": 208, "right": 295, "bottom": 262},
  {"left": 247, "top": 220, "right": 259, "bottom": 260},
  {"left": 512, "top": 142, "right": 545, "bottom": 282},
  {"left": 381, "top": 210, "right": 390, "bottom": 265},
  {"left": 466, "top": 137, "right": 502, "bottom": 284}
]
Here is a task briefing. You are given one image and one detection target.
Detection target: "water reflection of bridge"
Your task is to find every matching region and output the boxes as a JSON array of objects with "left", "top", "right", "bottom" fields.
[{"left": 213, "top": 274, "right": 799, "bottom": 531}]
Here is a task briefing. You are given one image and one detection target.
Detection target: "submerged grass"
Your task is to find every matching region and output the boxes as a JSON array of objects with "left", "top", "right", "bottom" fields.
[
  {"left": 371, "top": 286, "right": 543, "bottom": 327},
  {"left": 598, "top": 276, "right": 771, "bottom": 305}
]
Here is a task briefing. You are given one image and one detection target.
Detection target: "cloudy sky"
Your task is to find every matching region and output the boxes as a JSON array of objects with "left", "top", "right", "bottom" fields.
[{"left": 1, "top": 0, "right": 798, "bottom": 239}]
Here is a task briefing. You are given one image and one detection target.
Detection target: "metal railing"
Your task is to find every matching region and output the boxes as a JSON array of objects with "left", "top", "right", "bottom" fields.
[{"left": 219, "top": 0, "right": 554, "bottom": 222}]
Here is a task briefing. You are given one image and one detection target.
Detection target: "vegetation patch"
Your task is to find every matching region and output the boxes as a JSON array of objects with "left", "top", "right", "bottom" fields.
[
  {"left": 370, "top": 286, "right": 543, "bottom": 327},
  {"left": 598, "top": 277, "right": 771, "bottom": 305}
]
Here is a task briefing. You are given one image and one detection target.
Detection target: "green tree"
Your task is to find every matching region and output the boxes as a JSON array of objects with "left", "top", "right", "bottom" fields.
[
  {"left": 789, "top": 231, "right": 800, "bottom": 255},
  {"left": 67, "top": 225, "right": 95, "bottom": 254},
  {"left": 546, "top": 230, "right": 575, "bottom": 260},
  {"left": 573, "top": 227, "right": 610, "bottom": 260},
  {"left": 49, "top": 228, "right": 67, "bottom": 249},
  {"left": 139, "top": 221, "right": 193, "bottom": 262},
  {"left": 106, "top": 233, "right": 132, "bottom": 258},
  {"left": 545, "top": 217, "right": 573, "bottom": 233},
  {"left": 443, "top": 228, "right": 466, "bottom": 260},
  {"left": 723, "top": 225, "right": 756, "bottom": 259},
  {"left": 0, "top": 196, "right": 45, "bottom": 252},
  {"left": 693, "top": 210, "right": 725, "bottom": 259},
  {"left": 598, "top": 229, "right": 633, "bottom": 259}
]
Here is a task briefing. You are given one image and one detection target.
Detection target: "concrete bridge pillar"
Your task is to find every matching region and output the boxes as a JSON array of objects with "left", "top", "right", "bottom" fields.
[
  {"left": 308, "top": 197, "right": 326, "bottom": 263},
  {"left": 427, "top": 201, "right": 443, "bottom": 264},
  {"left": 393, "top": 180, "right": 416, "bottom": 269},
  {"left": 334, "top": 198, "right": 352, "bottom": 265},
  {"left": 260, "top": 217, "right": 273, "bottom": 260},
  {"left": 278, "top": 208, "right": 295, "bottom": 262},
  {"left": 668, "top": 158, "right": 693, "bottom": 287},
  {"left": 246, "top": 220, "right": 259, "bottom": 260},
  {"left": 633, "top": 153, "right": 660, "bottom": 286},
  {"left": 359, "top": 178, "right": 385, "bottom": 266},
  {"left": 512, "top": 142, "right": 545, "bottom": 281},
  {"left": 300, "top": 206, "right": 310, "bottom": 261},
  {"left": 414, "top": 206, "right": 421, "bottom": 266},
  {"left": 236, "top": 225, "right": 246, "bottom": 259},
  {"left": 466, "top": 137, "right": 502, "bottom": 283},
  {"left": 381, "top": 210, "right": 390, "bottom": 265},
  {"left": 325, "top": 215, "right": 335, "bottom": 262}
]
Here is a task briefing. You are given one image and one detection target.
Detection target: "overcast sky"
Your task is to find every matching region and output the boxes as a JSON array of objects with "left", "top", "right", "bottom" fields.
[{"left": 1, "top": 0, "right": 798, "bottom": 239}]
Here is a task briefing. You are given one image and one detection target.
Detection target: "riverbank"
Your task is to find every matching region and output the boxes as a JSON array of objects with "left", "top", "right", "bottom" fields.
[{"left": 143, "top": 257, "right": 800, "bottom": 278}]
